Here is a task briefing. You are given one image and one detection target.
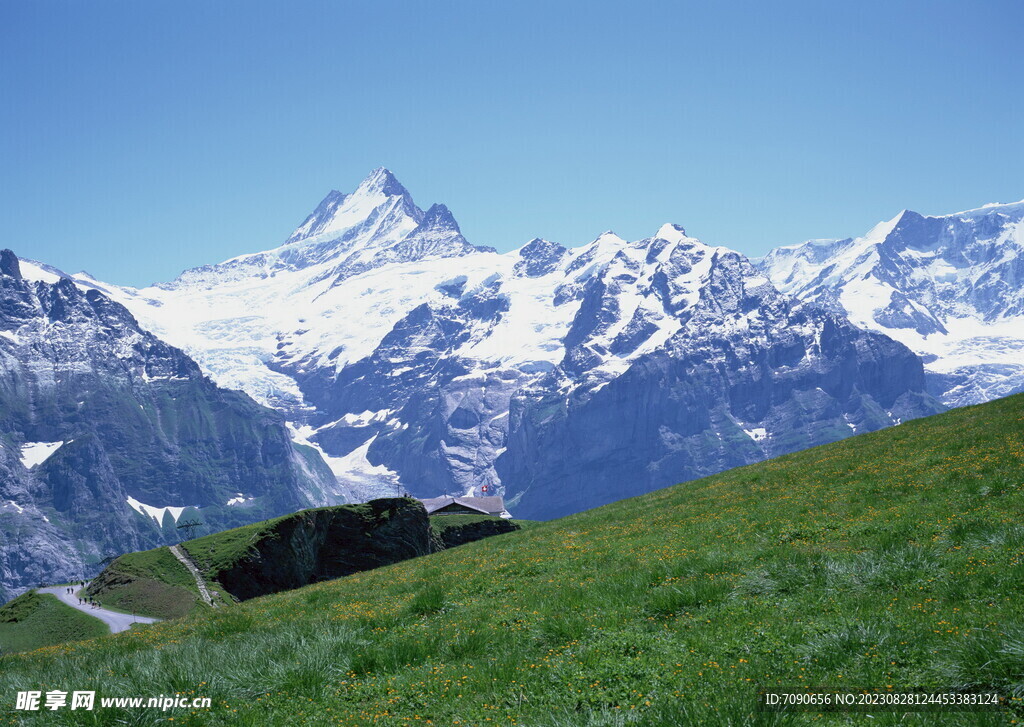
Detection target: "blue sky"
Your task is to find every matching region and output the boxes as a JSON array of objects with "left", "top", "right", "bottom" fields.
[{"left": 2, "top": 0, "right": 1021, "bottom": 286}]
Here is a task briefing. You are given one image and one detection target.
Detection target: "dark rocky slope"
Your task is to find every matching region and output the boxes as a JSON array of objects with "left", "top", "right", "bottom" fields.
[
  {"left": 431, "top": 513, "right": 521, "bottom": 550},
  {"left": 191, "top": 498, "right": 433, "bottom": 602}
]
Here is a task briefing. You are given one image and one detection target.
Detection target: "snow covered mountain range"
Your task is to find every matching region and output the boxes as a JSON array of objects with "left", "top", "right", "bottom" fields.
[
  {"left": 8, "top": 167, "right": 1019, "bottom": 593},
  {"left": 63, "top": 169, "right": 943, "bottom": 518},
  {"left": 758, "top": 200, "right": 1024, "bottom": 406}
]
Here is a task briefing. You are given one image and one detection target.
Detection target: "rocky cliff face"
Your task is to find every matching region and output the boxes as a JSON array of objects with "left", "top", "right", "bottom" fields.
[
  {"left": 431, "top": 515, "right": 520, "bottom": 550},
  {"left": 204, "top": 498, "right": 431, "bottom": 601},
  {"left": 0, "top": 252, "right": 338, "bottom": 601},
  {"left": 500, "top": 315, "right": 933, "bottom": 519}
]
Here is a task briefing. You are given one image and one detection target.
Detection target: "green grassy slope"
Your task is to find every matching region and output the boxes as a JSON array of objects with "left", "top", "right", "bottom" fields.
[
  {"left": 86, "top": 503, "right": 520, "bottom": 621},
  {"left": 2, "top": 394, "right": 1023, "bottom": 725},
  {"left": 428, "top": 512, "right": 503, "bottom": 532},
  {"left": 179, "top": 501, "right": 411, "bottom": 581},
  {"left": 0, "top": 592, "right": 108, "bottom": 654},
  {"left": 180, "top": 509, "right": 294, "bottom": 580},
  {"left": 85, "top": 546, "right": 206, "bottom": 619}
]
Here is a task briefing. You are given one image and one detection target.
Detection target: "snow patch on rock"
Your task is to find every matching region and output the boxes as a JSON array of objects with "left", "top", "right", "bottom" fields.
[
  {"left": 126, "top": 496, "right": 188, "bottom": 525},
  {"left": 20, "top": 441, "right": 67, "bottom": 469}
]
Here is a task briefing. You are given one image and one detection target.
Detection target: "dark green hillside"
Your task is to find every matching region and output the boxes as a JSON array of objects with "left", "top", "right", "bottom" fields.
[
  {"left": 2, "top": 394, "right": 1024, "bottom": 725},
  {"left": 182, "top": 498, "right": 434, "bottom": 602},
  {"left": 84, "top": 499, "right": 520, "bottom": 619},
  {"left": 0, "top": 591, "right": 107, "bottom": 654}
]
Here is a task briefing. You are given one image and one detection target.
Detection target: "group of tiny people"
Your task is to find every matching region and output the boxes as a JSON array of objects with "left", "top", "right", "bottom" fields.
[{"left": 63, "top": 581, "right": 101, "bottom": 609}]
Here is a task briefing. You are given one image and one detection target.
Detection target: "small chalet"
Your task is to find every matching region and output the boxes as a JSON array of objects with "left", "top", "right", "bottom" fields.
[{"left": 420, "top": 495, "right": 511, "bottom": 519}]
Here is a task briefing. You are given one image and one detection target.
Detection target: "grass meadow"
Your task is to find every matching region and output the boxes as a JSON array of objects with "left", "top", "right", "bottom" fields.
[
  {"left": 1, "top": 394, "right": 1023, "bottom": 725},
  {"left": 0, "top": 593, "right": 108, "bottom": 655}
]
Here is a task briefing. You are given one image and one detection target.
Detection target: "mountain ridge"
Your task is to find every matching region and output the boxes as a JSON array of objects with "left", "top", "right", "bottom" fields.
[
  {"left": 758, "top": 197, "right": 1024, "bottom": 407},
  {"left": 57, "top": 170, "right": 941, "bottom": 518}
]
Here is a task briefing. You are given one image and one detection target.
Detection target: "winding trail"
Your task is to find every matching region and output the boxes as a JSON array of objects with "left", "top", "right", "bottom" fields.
[
  {"left": 169, "top": 545, "right": 218, "bottom": 608},
  {"left": 38, "top": 586, "right": 160, "bottom": 634}
]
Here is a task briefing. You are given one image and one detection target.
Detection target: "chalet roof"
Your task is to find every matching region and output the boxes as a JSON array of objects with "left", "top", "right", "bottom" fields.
[{"left": 420, "top": 495, "right": 508, "bottom": 517}]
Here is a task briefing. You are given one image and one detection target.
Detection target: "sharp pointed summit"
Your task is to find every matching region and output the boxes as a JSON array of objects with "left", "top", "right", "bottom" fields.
[
  {"left": 0, "top": 249, "right": 22, "bottom": 279},
  {"left": 285, "top": 168, "right": 421, "bottom": 247},
  {"left": 654, "top": 223, "right": 690, "bottom": 243},
  {"left": 418, "top": 203, "right": 461, "bottom": 233},
  {"left": 357, "top": 167, "right": 410, "bottom": 198}
]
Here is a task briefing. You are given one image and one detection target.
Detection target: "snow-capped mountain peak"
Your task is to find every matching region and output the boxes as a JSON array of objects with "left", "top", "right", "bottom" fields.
[
  {"left": 758, "top": 198, "right": 1024, "bottom": 406},
  {"left": 283, "top": 168, "right": 421, "bottom": 249},
  {"left": 654, "top": 222, "right": 689, "bottom": 243},
  {"left": 865, "top": 210, "right": 908, "bottom": 242},
  {"left": 357, "top": 166, "right": 410, "bottom": 197},
  {"left": 160, "top": 169, "right": 488, "bottom": 295},
  {"left": 514, "top": 238, "right": 568, "bottom": 277},
  {"left": 419, "top": 203, "right": 461, "bottom": 233},
  {"left": 333, "top": 201, "right": 493, "bottom": 283}
]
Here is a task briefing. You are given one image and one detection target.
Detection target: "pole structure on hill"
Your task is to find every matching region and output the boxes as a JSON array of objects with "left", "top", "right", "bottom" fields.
[{"left": 176, "top": 519, "right": 203, "bottom": 541}]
